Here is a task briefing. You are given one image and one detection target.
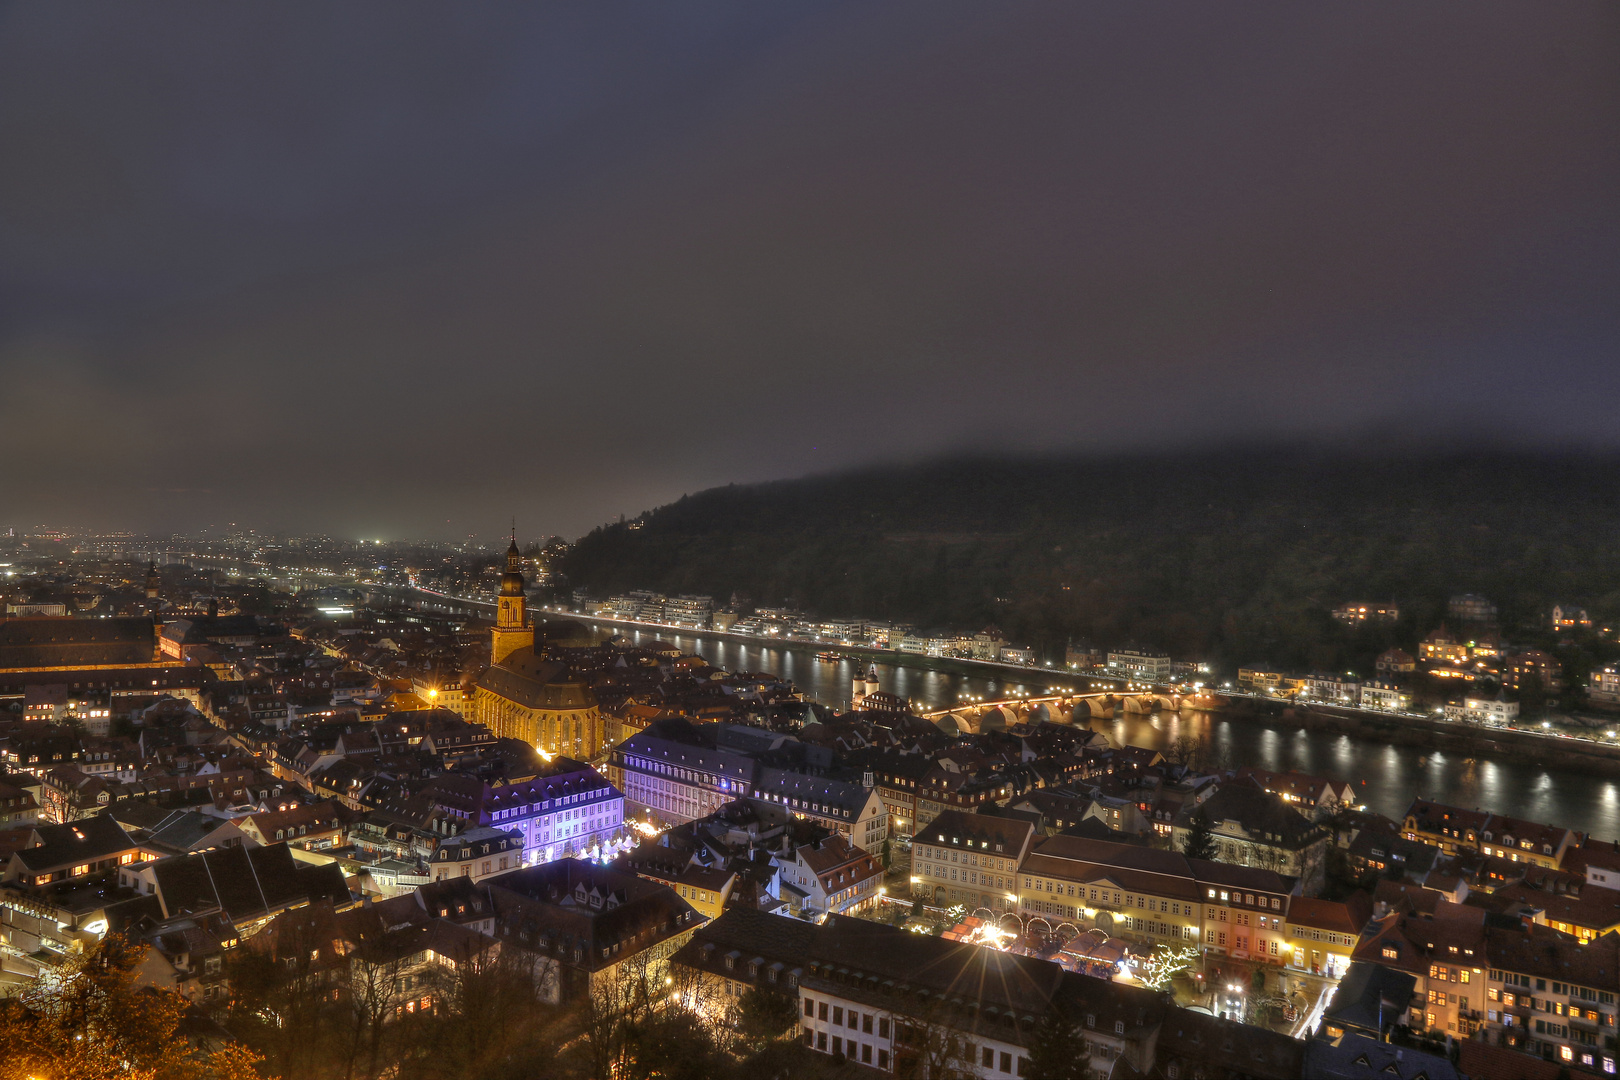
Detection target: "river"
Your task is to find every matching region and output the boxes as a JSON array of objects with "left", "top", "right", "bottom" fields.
[{"left": 616, "top": 628, "right": 1620, "bottom": 841}]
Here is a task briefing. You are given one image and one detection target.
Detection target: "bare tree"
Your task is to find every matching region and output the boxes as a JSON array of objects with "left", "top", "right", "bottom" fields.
[
  {"left": 226, "top": 909, "right": 351, "bottom": 1080},
  {"left": 574, "top": 948, "right": 665, "bottom": 1080},
  {"left": 404, "top": 944, "right": 561, "bottom": 1080},
  {"left": 1249, "top": 844, "right": 1291, "bottom": 875},
  {"left": 341, "top": 930, "right": 416, "bottom": 1080},
  {"left": 892, "top": 997, "right": 980, "bottom": 1080}
]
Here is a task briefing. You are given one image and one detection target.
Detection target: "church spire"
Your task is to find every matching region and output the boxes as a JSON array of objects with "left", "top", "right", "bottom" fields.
[
  {"left": 491, "top": 521, "right": 533, "bottom": 665},
  {"left": 500, "top": 523, "right": 525, "bottom": 596}
]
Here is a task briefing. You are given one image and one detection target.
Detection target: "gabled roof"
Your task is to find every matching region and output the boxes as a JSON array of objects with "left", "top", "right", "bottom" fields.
[
  {"left": 795, "top": 835, "right": 880, "bottom": 888},
  {"left": 752, "top": 766, "right": 874, "bottom": 814},
  {"left": 12, "top": 814, "right": 138, "bottom": 873},
  {"left": 1484, "top": 924, "right": 1620, "bottom": 990},
  {"left": 151, "top": 842, "right": 347, "bottom": 924},
  {"left": 480, "top": 858, "right": 702, "bottom": 971},
  {"left": 475, "top": 650, "right": 595, "bottom": 711},
  {"left": 1304, "top": 1029, "right": 1460, "bottom": 1080},
  {"left": 671, "top": 904, "right": 820, "bottom": 969},
  {"left": 1402, "top": 798, "right": 1489, "bottom": 835},
  {"left": 0, "top": 615, "right": 156, "bottom": 668},
  {"left": 1352, "top": 902, "right": 1487, "bottom": 975},
  {"left": 246, "top": 800, "right": 343, "bottom": 838},
  {"left": 1321, "top": 961, "right": 1417, "bottom": 1034},
  {"left": 809, "top": 912, "right": 1063, "bottom": 1019},
  {"left": 918, "top": 808, "right": 1034, "bottom": 856},
  {"left": 1457, "top": 1038, "right": 1605, "bottom": 1080},
  {"left": 1287, "top": 894, "right": 1372, "bottom": 935},
  {"left": 1178, "top": 784, "right": 1324, "bottom": 848},
  {"left": 1147, "top": 1005, "right": 1306, "bottom": 1080}
]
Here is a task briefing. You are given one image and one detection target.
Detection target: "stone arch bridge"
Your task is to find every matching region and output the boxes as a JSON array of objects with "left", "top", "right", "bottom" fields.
[{"left": 922, "top": 691, "right": 1223, "bottom": 736}]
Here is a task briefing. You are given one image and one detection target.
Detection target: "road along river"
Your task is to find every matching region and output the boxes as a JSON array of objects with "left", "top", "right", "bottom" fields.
[{"left": 612, "top": 627, "right": 1620, "bottom": 841}]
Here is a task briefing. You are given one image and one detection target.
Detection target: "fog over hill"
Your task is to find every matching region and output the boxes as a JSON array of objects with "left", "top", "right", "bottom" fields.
[{"left": 558, "top": 448, "right": 1620, "bottom": 674}]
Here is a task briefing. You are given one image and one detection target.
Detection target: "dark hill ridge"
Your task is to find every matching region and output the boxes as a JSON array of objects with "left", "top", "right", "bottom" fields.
[{"left": 558, "top": 449, "right": 1620, "bottom": 674}]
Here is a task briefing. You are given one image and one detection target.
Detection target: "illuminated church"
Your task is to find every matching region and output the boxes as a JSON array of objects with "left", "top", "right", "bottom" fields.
[{"left": 470, "top": 536, "right": 605, "bottom": 761}]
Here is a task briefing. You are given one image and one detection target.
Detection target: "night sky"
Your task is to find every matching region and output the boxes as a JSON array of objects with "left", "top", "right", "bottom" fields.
[{"left": 2, "top": 3, "right": 1616, "bottom": 540}]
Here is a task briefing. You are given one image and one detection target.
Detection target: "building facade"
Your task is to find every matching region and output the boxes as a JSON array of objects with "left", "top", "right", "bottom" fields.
[
  {"left": 1443, "top": 697, "right": 1518, "bottom": 727},
  {"left": 1106, "top": 649, "right": 1171, "bottom": 682},
  {"left": 417, "top": 759, "right": 628, "bottom": 865},
  {"left": 910, "top": 811, "right": 1035, "bottom": 910}
]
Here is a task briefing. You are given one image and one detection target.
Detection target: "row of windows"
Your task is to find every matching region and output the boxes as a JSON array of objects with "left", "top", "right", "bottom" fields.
[
  {"left": 1203, "top": 887, "right": 1281, "bottom": 910},
  {"left": 489, "top": 790, "right": 615, "bottom": 819},
  {"left": 1489, "top": 989, "right": 1612, "bottom": 1024},
  {"left": 920, "top": 846, "right": 1012, "bottom": 870},
  {"left": 1024, "top": 878, "right": 1200, "bottom": 919},
  {"left": 753, "top": 788, "right": 854, "bottom": 819},
  {"left": 1489, "top": 972, "right": 1617, "bottom": 1005},
  {"left": 1123, "top": 917, "right": 1198, "bottom": 941},
  {"left": 805, "top": 1030, "right": 889, "bottom": 1070},
  {"left": 922, "top": 864, "right": 1008, "bottom": 889},
  {"left": 806, "top": 997, "right": 889, "bottom": 1037}
]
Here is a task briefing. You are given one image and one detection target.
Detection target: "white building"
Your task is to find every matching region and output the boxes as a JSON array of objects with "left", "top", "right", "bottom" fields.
[
  {"left": 612, "top": 730, "right": 756, "bottom": 826},
  {"left": 1107, "top": 648, "right": 1171, "bottom": 682},
  {"left": 610, "top": 591, "right": 662, "bottom": 618},
  {"left": 776, "top": 834, "right": 883, "bottom": 918},
  {"left": 428, "top": 825, "right": 524, "bottom": 883},
  {"left": 1300, "top": 673, "right": 1361, "bottom": 705},
  {"left": 1592, "top": 665, "right": 1620, "bottom": 707},
  {"left": 664, "top": 595, "right": 714, "bottom": 627},
  {"left": 1443, "top": 697, "right": 1519, "bottom": 727},
  {"left": 897, "top": 634, "right": 931, "bottom": 655},
  {"left": 422, "top": 760, "right": 629, "bottom": 866},
  {"left": 1359, "top": 681, "right": 1409, "bottom": 712}
]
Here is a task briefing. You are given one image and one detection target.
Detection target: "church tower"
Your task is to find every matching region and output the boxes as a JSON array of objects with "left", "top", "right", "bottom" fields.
[
  {"left": 490, "top": 532, "right": 534, "bottom": 666},
  {"left": 144, "top": 561, "right": 160, "bottom": 600},
  {"left": 852, "top": 664, "right": 880, "bottom": 710}
]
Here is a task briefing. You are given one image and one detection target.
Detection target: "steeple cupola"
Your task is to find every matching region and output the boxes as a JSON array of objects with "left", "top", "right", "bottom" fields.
[{"left": 500, "top": 535, "right": 525, "bottom": 597}]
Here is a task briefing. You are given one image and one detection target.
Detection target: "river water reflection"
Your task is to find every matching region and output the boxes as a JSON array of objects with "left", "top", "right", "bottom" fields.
[{"left": 619, "top": 629, "right": 1620, "bottom": 841}]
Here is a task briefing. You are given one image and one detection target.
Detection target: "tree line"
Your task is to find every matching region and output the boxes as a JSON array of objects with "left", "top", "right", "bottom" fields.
[{"left": 558, "top": 448, "right": 1620, "bottom": 674}]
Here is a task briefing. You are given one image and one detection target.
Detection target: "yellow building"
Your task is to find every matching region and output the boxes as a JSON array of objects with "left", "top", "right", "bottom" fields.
[
  {"left": 1016, "top": 835, "right": 1206, "bottom": 947},
  {"left": 473, "top": 651, "right": 603, "bottom": 761},
  {"left": 1281, "top": 897, "right": 1363, "bottom": 979},
  {"left": 628, "top": 864, "right": 738, "bottom": 921},
  {"left": 490, "top": 537, "right": 535, "bottom": 665},
  {"left": 471, "top": 536, "right": 604, "bottom": 760}
]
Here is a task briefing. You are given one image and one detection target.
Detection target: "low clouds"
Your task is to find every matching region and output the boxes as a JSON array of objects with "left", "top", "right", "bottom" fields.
[{"left": 1, "top": 3, "right": 1615, "bottom": 538}]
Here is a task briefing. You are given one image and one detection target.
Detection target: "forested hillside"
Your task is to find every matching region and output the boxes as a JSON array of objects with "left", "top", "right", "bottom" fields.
[{"left": 557, "top": 449, "right": 1620, "bottom": 674}]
